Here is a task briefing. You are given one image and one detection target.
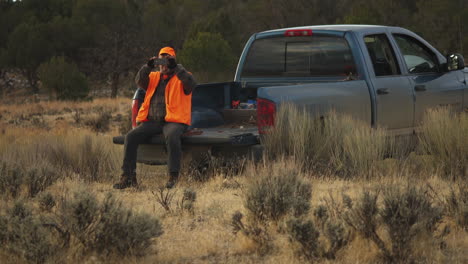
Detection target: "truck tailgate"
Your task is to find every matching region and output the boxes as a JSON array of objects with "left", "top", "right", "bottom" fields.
[{"left": 113, "top": 126, "right": 259, "bottom": 146}]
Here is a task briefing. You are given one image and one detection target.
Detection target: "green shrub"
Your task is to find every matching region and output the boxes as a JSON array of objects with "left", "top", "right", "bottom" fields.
[
  {"left": 59, "top": 190, "right": 163, "bottom": 257},
  {"left": 323, "top": 220, "right": 349, "bottom": 259},
  {"left": 92, "top": 193, "right": 163, "bottom": 256},
  {"left": 230, "top": 211, "right": 272, "bottom": 255},
  {"left": 179, "top": 32, "right": 236, "bottom": 81},
  {"left": 0, "top": 160, "right": 23, "bottom": 198},
  {"left": 60, "top": 190, "right": 99, "bottom": 241},
  {"left": 25, "top": 161, "right": 61, "bottom": 197},
  {"left": 1, "top": 201, "right": 59, "bottom": 264},
  {"left": 84, "top": 109, "right": 112, "bottom": 133},
  {"left": 180, "top": 188, "right": 197, "bottom": 213},
  {"left": 38, "top": 192, "right": 56, "bottom": 212},
  {"left": 418, "top": 108, "right": 468, "bottom": 178},
  {"left": 381, "top": 187, "right": 443, "bottom": 262},
  {"left": 38, "top": 56, "right": 89, "bottom": 100},
  {"left": 445, "top": 183, "right": 467, "bottom": 229},
  {"left": 286, "top": 218, "right": 320, "bottom": 260},
  {"left": 313, "top": 204, "right": 329, "bottom": 226},
  {"left": 344, "top": 187, "right": 445, "bottom": 263},
  {"left": 0, "top": 159, "right": 60, "bottom": 198},
  {"left": 0, "top": 190, "right": 162, "bottom": 261},
  {"left": 244, "top": 165, "right": 311, "bottom": 222},
  {"left": 287, "top": 210, "right": 350, "bottom": 261}
]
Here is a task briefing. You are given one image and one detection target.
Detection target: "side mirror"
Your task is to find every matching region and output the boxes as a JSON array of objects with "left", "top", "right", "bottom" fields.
[{"left": 446, "top": 53, "right": 465, "bottom": 71}]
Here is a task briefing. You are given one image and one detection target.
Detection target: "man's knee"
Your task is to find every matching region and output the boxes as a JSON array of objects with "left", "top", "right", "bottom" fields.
[
  {"left": 164, "top": 124, "right": 185, "bottom": 144},
  {"left": 125, "top": 127, "right": 150, "bottom": 145},
  {"left": 125, "top": 130, "right": 140, "bottom": 145},
  {"left": 164, "top": 130, "right": 181, "bottom": 144}
]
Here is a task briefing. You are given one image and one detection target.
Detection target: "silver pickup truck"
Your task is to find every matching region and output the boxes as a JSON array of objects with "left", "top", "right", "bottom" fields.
[{"left": 113, "top": 25, "right": 468, "bottom": 165}]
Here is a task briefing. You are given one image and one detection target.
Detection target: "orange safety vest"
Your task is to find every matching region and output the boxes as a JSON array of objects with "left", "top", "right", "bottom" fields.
[{"left": 136, "top": 72, "right": 192, "bottom": 125}]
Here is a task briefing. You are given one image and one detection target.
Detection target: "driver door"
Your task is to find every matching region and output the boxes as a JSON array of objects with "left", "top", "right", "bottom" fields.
[{"left": 393, "top": 34, "right": 464, "bottom": 127}]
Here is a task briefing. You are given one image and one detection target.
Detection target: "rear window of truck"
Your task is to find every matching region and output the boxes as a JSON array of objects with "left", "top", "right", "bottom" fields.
[{"left": 242, "top": 36, "right": 356, "bottom": 78}]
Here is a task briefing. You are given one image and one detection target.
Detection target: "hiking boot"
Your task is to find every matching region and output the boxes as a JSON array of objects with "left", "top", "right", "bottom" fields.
[
  {"left": 113, "top": 174, "right": 138, "bottom": 189},
  {"left": 165, "top": 172, "right": 179, "bottom": 189}
]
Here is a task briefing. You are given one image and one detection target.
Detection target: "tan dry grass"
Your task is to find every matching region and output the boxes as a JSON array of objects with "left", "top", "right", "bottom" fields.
[
  {"left": 1, "top": 160, "right": 467, "bottom": 263},
  {"left": 263, "top": 104, "right": 392, "bottom": 179},
  {"left": 0, "top": 97, "right": 128, "bottom": 115},
  {"left": 418, "top": 108, "right": 468, "bottom": 178},
  {"left": 0, "top": 97, "right": 130, "bottom": 135},
  {"left": 1, "top": 98, "right": 467, "bottom": 263},
  {"left": 86, "top": 168, "right": 467, "bottom": 263},
  {"left": 0, "top": 126, "right": 122, "bottom": 185}
]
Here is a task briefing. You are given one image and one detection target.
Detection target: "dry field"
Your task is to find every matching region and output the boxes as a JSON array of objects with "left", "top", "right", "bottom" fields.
[{"left": 0, "top": 98, "right": 466, "bottom": 264}]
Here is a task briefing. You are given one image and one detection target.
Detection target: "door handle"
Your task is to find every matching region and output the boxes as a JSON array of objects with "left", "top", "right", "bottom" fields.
[
  {"left": 377, "top": 88, "right": 389, "bottom": 95},
  {"left": 415, "top": 85, "right": 426, "bottom": 91}
]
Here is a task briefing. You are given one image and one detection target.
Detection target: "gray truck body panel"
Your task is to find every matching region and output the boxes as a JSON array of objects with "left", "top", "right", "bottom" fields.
[{"left": 239, "top": 25, "right": 467, "bottom": 134}]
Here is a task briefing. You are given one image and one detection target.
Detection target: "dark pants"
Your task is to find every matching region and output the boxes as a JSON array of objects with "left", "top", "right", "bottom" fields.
[{"left": 122, "top": 121, "right": 187, "bottom": 176}]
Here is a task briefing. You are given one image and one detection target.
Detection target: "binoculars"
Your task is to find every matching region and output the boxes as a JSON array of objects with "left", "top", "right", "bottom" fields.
[
  {"left": 147, "top": 57, "right": 177, "bottom": 69},
  {"left": 152, "top": 58, "right": 169, "bottom": 66}
]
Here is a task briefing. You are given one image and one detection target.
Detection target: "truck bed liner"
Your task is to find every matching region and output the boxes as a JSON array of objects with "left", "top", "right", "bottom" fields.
[{"left": 113, "top": 126, "right": 259, "bottom": 146}]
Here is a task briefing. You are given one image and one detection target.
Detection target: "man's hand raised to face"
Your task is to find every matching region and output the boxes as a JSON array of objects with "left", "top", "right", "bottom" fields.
[
  {"left": 147, "top": 56, "right": 158, "bottom": 69},
  {"left": 167, "top": 55, "right": 177, "bottom": 69}
]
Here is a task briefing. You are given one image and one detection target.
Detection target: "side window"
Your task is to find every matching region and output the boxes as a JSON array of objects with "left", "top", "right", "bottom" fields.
[
  {"left": 364, "top": 34, "right": 401, "bottom": 76},
  {"left": 393, "top": 34, "right": 439, "bottom": 74}
]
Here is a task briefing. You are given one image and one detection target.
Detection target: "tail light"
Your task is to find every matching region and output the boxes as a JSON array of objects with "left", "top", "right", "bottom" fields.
[
  {"left": 131, "top": 99, "right": 139, "bottom": 128},
  {"left": 257, "top": 98, "right": 276, "bottom": 134}
]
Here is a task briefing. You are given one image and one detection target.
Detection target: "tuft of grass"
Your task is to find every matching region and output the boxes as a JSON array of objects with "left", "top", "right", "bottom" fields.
[
  {"left": 263, "top": 104, "right": 391, "bottom": 178},
  {"left": 0, "top": 129, "right": 120, "bottom": 183},
  {"left": 418, "top": 108, "right": 468, "bottom": 179}
]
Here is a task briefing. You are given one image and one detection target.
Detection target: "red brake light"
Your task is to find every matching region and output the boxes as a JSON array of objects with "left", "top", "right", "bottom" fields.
[
  {"left": 257, "top": 98, "right": 276, "bottom": 134},
  {"left": 131, "top": 99, "right": 139, "bottom": 128},
  {"left": 284, "top": 29, "right": 312, "bottom": 37}
]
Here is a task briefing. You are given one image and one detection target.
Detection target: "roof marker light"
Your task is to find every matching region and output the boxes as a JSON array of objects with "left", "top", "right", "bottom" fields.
[{"left": 284, "top": 29, "right": 313, "bottom": 37}]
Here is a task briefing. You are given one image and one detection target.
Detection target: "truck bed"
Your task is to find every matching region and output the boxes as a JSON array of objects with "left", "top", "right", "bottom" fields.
[{"left": 113, "top": 126, "right": 259, "bottom": 146}]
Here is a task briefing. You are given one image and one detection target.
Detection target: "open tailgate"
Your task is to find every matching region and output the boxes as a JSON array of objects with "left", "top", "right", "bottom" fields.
[{"left": 113, "top": 126, "right": 259, "bottom": 146}]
